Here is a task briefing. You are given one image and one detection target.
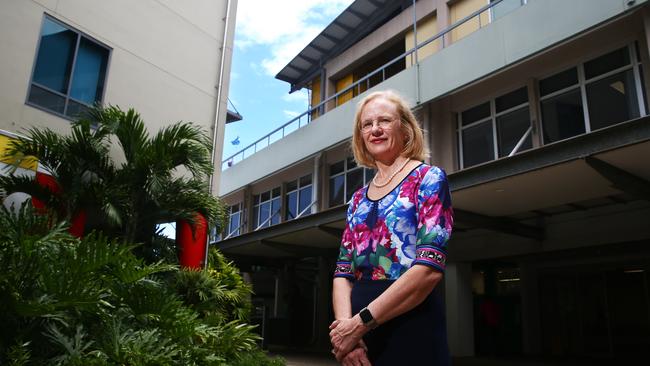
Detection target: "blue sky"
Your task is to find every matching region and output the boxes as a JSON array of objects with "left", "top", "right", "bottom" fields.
[{"left": 221, "top": 0, "right": 354, "bottom": 162}]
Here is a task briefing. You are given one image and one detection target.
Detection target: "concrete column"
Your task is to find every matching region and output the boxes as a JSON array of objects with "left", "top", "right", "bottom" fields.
[
  {"left": 527, "top": 78, "right": 542, "bottom": 148},
  {"left": 520, "top": 261, "right": 542, "bottom": 355},
  {"left": 313, "top": 153, "right": 321, "bottom": 214},
  {"left": 641, "top": 7, "right": 650, "bottom": 111},
  {"left": 243, "top": 184, "right": 253, "bottom": 233},
  {"left": 445, "top": 262, "right": 475, "bottom": 357}
]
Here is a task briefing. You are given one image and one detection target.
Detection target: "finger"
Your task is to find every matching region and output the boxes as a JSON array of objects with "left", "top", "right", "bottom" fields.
[{"left": 329, "top": 320, "right": 340, "bottom": 329}]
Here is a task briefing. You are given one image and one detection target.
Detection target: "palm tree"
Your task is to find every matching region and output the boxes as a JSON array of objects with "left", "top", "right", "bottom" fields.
[{"left": 0, "top": 105, "right": 226, "bottom": 261}]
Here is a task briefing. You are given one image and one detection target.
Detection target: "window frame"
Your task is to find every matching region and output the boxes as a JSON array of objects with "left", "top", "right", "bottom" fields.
[
  {"left": 457, "top": 86, "right": 531, "bottom": 169},
  {"left": 285, "top": 174, "right": 314, "bottom": 221},
  {"left": 328, "top": 157, "right": 374, "bottom": 207},
  {"left": 253, "top": 187, "right": 281, "bottom": 230},
  {"left": 26, "top": 14, "right": 112, "bottom": 121},
  {"left": 227, "top": 202, "right": 243, "bottom": 238},
  {"left": 489, "top": 0, "right": 528, "bottom": 23},
  {"left": 538, "top": 43, "right": 646, "bottom": 145}
]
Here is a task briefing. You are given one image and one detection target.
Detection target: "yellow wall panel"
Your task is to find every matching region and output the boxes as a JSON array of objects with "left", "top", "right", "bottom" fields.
[
  {"left": 405, "top": 14, "right": 439, "bottom": 67},
  {"left": 336, "top": 74, "right": 354, "bottom": 106},
  {"left": 450, "top": 0, "right": 489, "bottom": 43},
  {"left": 0, "top": 133, "right": 37, "bottom": 171}
]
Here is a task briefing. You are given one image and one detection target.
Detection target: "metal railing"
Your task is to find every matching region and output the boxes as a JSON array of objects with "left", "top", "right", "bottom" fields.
[{"left": 222, "top": 0, "right": 512, "bottom": 170}]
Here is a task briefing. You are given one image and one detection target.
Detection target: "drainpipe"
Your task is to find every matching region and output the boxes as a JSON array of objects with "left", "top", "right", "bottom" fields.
[{"left": 206, "top": 0, "right": 233, "bottom": 269}]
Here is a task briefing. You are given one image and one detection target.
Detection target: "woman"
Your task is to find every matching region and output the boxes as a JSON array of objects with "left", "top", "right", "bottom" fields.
[{"left": 330, "top": 90, "right": 453, "bottom": 365}]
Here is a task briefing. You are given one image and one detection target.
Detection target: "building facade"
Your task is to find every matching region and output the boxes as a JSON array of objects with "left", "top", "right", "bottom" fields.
[
  {"left": 0, "top": 0, "right": 238, "bottom": 195},
  {"left": 218, "top": 0, "right": 650, "bottom": 361}
]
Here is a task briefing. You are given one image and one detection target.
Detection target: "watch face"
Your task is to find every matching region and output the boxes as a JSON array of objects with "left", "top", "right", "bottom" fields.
[{"left": 360, "top": 308, "right": 373, "bottom": 324}]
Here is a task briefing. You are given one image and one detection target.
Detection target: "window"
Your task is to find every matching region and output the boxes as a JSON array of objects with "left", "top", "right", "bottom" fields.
[
  {"left": 253, "top": 187, "right": 281, "bottom": 229},
  {"left": 227, "top": 203, "right": 243, "bottom": 237},
  {"left": 540, "top": 44, "right": 646, "bottom": 144},
  {"left": 458, "top": 86, "right": 533, "bottom": 168},
  {"left": 27, "top": 16, "right": 110, "bottom": 119},
  {"left": 286, "top": 174, "right": 313, "bottom": 220},
  {"left": 329, "top": 157, "right": 374, "bottom": 207}
]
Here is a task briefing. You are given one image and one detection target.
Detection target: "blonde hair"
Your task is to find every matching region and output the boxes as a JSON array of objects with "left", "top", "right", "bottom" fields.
[{"left": 351, "top": 90, "right": 429, "bottom": 168}]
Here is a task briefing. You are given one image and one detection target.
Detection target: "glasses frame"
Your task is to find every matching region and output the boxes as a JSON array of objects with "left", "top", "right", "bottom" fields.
[{"left": 359, "top": 116, "right": 399, "bottom": 133}]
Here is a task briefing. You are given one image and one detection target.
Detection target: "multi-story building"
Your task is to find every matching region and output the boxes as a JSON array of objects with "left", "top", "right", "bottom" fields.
[
  {"left": 0, "top": 0, "right": 238, "bottom": 195},
  {"left": 218, "top": 0, "right": 650, "bottom": 361}
]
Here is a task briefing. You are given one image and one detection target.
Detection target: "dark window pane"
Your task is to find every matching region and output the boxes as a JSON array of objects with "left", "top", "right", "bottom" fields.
[
  {"left": 346, "top": 169, "right": 364, "bottom": 202},
  {"left": 286, "top": 179, "right": 297, "bottom": 192},
  {"left": 640, "top": 67, "right": 648, "bottom": 115},
  {"left": 347, "top": 157, "right": 357, "bottom": 169},
  {"left": 66, "top": 99, "right": 90, "bottom": 119},
  {"left": 300, "top": 174, "right": 312, "bottom": 187},
  {"left": 261, "top": 191, "right": 270, "bottom": 202},
  {"left": 253, "top": 205, "right": 259, "bottom": 227},
  {"left": 540, "top": 68, "right": 578, "bottom": 96},
  {"left": 330, "top": 160, "right": 345, "bottom": 176},
  {"left": 230, "top": 204, "right": 240, "bottom": 214},
  {"left": 462, "top": 120, "right": 494, "bottom": 167},
  {"left": 28, "top": 85, "right": 66, "bottom": 114},
  {"left": 541, "top": 89, "right": 585, "bottom": 143},
  {"left": 497, "top": 107, "right": 532, "bottom": 157},
  {"left": 584, "top": 47, "right": 629, "bottom": 80},
  {"left": 258, "top": 202, "right": 270, "bottom": 227},
  {"left": 461, "top": 102, "right": 490, "bottom": 126},
  {"left": 33, "top": 18, "right": 76, "bottom": 93},
  {"left": 365, "top": 168, "right": 375, "bottom": 185},
  {"left": 229, "top": 212, "right": 240, "bottom": 235},
  {"left": 329, "top": 175, "right": 345, "bottom": 207},
  {"left": 272, "top": 187, "right": 281, "bottom": 197},
  {"left": 270, "top": 198, "right": 281, "bottom": 225},
  {"left": 286, "top": 191, "right": 297, "bottom": 220},
  {"left": 496, "top": 87, "right": 528, "bottom": 113},
  {"left": 587, "top": 70, "right": 639, "bottom": 131},
  {"left": 70, "top": 37, "right": 109, "bottom": 104},
  {"left": 299, "top": 186, "right": 313, "bottom": 217}
]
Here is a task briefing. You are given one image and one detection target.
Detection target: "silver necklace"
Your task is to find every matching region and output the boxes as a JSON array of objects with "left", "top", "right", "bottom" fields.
[{"left": 372, "top": 158, "right": 411, "bottom": 188}]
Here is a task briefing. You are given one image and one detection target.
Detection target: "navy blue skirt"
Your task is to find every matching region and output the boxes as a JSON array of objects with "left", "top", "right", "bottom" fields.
[{"left": 351, "top": 280, "right": 450, "bottom": 365}]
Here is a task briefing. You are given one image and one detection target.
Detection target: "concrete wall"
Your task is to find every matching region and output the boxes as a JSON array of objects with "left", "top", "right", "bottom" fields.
[{"left": 0, "top": 0, "right": 235, "bottom": 195}]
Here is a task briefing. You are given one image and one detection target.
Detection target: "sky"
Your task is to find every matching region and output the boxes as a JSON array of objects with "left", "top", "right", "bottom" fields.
[{"left": 221, "top": 0, "right": 354, "bottom": 162}]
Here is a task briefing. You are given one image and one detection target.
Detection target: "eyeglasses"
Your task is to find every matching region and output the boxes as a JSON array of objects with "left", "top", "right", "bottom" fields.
[{"left": 359, "top": 116, "right": 398, "bottom": 133}]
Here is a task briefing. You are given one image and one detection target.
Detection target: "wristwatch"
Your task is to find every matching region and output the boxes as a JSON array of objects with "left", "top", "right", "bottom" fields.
[{"left": 358, "top": 307, "right": 378, "bottom": 329}]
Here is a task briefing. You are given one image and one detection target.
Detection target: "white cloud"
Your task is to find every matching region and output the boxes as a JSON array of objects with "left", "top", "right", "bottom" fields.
[
  {"left": 281, "top": 89, "right": 308, "bottom": 103},
  {"left": 283, "top": 110, "right": 300, "bottom": 118},
  {"left": 235, "top": 0, "right": 354, "bottom": 76}
]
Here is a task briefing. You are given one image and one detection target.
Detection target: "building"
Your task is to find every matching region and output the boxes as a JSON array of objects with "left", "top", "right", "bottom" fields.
[
  {"left": 0, "top": 0, "right": 238, "bottom": 195},
  {"left": 218, "top": 0, "right": 650, "bottom": 361}
]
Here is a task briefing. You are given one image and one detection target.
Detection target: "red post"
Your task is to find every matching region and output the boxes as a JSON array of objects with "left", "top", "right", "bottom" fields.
[
  {"left": 32, "top": 172, "right": 86, "bottom": 238},
  {"left": 176, "top": 212, "right": 208, "bottom": 269}
]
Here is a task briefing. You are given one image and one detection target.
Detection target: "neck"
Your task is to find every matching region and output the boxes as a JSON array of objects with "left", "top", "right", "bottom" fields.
[{"left": 375, "top": 155, "right": 407, "bottom": 178}]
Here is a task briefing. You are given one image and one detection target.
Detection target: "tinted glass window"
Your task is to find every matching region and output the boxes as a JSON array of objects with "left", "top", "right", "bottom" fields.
[
  {"left": 586, "top": 70, "right": 639, "bottom": 131},
  {"left": 539, "top": 68, "right": 578, "bottom": 96},
  {"left": 541, "top": 89, "right": 585, "bottom": 143},
  {"left": 329, "top": 175, "right": 345, "bottom": 207},
  {"left": 346, "top": 169, "right": 364, "bottom": 202},
  {"left": 462, "top": 121, "right": 494, "bottom": 167},
  {"left": 299, "top": 185, "right": 313, "bottom": 216},
  {"left": 496, "top": 87, "right": 528, "bottom": 113},
  {"left": 286, "top": 191, "right": 298, "bottom": 220},
  {"left": 461, "top": 102, "right": 490, "bottom": 126},
  {"left": 497, "top": 107, "right": 532, "bottom": 157},
  {"left": 584, "top": 47, "right": 629, "bottom": 80}
]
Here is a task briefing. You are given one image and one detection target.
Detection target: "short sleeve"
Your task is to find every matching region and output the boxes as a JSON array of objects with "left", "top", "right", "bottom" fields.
[
  {"left": 333, "top": 191, "right": 360, "bottom": 280},
  {"left": 413, "top": 166, "right": 453, "bottom": 272}
]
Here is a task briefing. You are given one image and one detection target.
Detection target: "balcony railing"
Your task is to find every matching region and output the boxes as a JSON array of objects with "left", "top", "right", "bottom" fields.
[{"left": 222, "top": 0, "right": 515, "bottom": 170}]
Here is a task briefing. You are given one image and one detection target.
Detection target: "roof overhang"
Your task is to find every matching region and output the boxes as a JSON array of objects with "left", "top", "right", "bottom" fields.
[
  {"left": 275, "top": 0, "right": 407, "bottom": 93},
  {"left": 215, "top": 116, "right": 650, "bottom": 264}
]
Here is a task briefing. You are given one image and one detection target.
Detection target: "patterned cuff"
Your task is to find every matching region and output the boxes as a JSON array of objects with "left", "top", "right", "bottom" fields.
[
  {"left": 334, "top": 261, "right": 354, "bottom": 279},
  {"left": 413, "top": 246, "right": 446, "bottom": 272}
]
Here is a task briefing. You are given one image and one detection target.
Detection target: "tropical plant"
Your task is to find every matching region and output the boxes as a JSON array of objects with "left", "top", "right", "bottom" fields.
[
  {"left": 0, "top": 203, "right": 284, "bottom": 365},
  {"left": 0, "top": 105, "right": 227, "bottom": 261}
]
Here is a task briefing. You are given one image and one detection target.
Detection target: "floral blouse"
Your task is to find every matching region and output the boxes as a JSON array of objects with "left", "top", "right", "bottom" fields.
[{"left": 334, "top": 164, "right": 453, "bottom": 281}]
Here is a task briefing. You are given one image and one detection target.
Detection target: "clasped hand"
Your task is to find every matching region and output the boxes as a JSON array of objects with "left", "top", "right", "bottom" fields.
[{"left": 329, "top": 317, "right": 371, "bottom": 365}]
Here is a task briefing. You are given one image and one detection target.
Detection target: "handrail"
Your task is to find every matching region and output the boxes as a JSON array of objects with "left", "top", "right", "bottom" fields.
[{"left": 222, "top": 0, "right": 510, "bottom": 170}]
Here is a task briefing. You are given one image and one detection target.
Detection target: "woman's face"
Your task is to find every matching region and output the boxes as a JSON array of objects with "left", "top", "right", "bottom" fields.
[{"left": 359, "top": 97, "right": 405, "bottom": 163}]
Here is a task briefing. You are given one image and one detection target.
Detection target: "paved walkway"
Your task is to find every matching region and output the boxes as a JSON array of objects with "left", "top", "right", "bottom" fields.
[{"left": 277, "top": 352, "right": 612, "bottom": 366}]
